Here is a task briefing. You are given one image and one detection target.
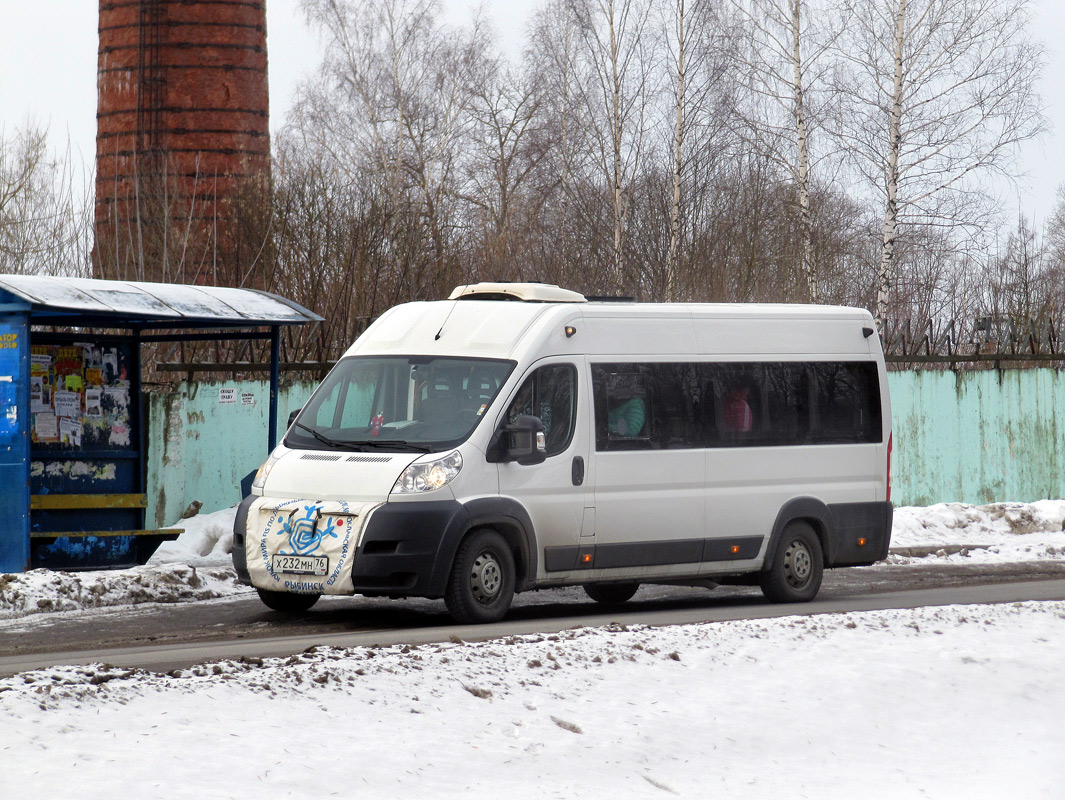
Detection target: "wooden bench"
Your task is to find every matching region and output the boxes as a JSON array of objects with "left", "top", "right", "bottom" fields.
[{"left": 29, "top": 493, "right": 184, "bottom": 539}]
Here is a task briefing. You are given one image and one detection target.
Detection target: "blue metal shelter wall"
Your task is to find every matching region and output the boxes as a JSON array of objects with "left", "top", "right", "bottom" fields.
[{"left": 0, "top": 314, "right": 30, "bottom": 572}]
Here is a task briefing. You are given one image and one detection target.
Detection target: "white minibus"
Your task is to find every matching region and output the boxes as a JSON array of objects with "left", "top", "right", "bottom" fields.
[{"left": 234, "top": 283, "right": 893, "bottom": 623}]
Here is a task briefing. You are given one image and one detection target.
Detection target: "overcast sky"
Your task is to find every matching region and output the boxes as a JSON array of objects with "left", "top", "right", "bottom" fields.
[{"left": 0, "top": 0, "right": 1061, "bottom": 224}]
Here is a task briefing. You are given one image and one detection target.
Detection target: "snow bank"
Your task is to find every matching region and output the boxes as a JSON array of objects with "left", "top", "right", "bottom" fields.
[
  {"left": 892, "top": 500, "right": 1065, "bottom": 546},
  {"left": 0, "top": 564, "right": 244, "bottom": 619},
  {"left": 146, "top": 505, "right": 237, "bottom": 567},
  {"left": 3, "top": 601, "right": 1064, "bottom": 799},
  {"left": 889, "top": 500, "right": 1065, "bottom": 564},
  {"left": 0, "top": 505, "right": 248, "bottom": 619}
]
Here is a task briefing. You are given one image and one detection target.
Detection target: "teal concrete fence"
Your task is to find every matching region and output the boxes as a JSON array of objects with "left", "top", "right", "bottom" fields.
[
  {"left": 888, "top": 369, "right": 1065, "bottom": 507},
  {"left": 146, "top": 369, "right": 1065, "bottom": 523},
  {"left": 146, "top": 380, "right": 316, "bottom": 527}
]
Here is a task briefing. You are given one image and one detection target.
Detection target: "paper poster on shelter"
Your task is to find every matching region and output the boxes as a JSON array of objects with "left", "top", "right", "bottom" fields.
[
  {"left": 34, "top": 412, "right": 59, "bottom": 442},
  {"left": 30, "top": 376, "right": 48, "bottom": 413},
  {"left": 85, "top": 388, "right": 103, "bottom": 417},
  {"left": 109, "top": 422, "right": 130, "bottom": 447},
  {"left": 59, "top": 417, "right": 82, "bottom": 447},
  {"left": 54, "top": 390, "right": 81, "bottom": 420}
]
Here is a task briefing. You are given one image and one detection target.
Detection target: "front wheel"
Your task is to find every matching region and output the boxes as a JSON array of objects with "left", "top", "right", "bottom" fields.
[
  {"left": 445, "top": 528, "right": 516, "bottom": 624},
  {"left": 256, "top": 587, "right": 321, "bottom": 613},
  {"left": 759, "top": 521, "right": 823, "bottom": 603}
]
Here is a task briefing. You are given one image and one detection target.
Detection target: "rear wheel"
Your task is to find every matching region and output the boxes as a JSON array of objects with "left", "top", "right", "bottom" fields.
[
  {"left": 583, "top": 582, "right": 640, "bottom": 604},
  {"left": 445, "top": 528, "right": 516, "bottom": 624},
  {"left": 256, "top": 587, "right": 321, "bottom": 613},
  {"left": 759, "top": 521, "right": 823, "bottom": 603}
]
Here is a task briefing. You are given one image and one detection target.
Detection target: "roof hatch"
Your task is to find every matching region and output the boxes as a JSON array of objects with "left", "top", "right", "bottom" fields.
[{"left": 448, "top": 282, "right": 586, "bottom": 303}]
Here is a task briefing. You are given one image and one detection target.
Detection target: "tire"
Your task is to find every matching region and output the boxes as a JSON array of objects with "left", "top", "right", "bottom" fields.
[
  {"left": 256, "top": 587, "right": 321, "bottom": 613},
  {"left": 583, "top": 582, "right": 640, "bottom": 604},
  {"left": 445, "top": 528, "right": 516, "bottom": 624},
  {"left": 759, "top": 521, "right": 824, "bottom": 603}
]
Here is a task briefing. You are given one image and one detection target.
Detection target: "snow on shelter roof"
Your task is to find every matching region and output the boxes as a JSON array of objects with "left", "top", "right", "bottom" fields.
[{"left": 0, "top": 274, "right": 322, "bottom": 330}]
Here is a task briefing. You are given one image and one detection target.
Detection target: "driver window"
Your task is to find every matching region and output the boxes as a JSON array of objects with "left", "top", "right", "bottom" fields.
[{"left": 506, "top": 364, "right": 577, "bottom": 457}]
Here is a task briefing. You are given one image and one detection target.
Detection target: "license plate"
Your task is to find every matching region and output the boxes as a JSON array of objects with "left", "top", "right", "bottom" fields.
[{"left": 272, "top": 554, "right": 328, "bottom": 576}]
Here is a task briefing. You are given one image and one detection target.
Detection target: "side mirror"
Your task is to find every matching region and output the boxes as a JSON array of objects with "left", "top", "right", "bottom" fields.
[
  {"left": 490, "top": 414, "right": 547, "bottom": 465},
  {"left": 287, "top": 407, "right": 302, "bottom": 428}
]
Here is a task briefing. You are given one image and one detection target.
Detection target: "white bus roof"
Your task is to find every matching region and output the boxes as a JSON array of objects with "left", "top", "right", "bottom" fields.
[{"left": 345, "top": 287, "right": 878, "bottom": 362}]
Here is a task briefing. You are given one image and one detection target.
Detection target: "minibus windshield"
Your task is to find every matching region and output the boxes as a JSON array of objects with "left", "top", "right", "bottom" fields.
[{"left": 285, "top": 356, "right": 515, "bottom": 452}]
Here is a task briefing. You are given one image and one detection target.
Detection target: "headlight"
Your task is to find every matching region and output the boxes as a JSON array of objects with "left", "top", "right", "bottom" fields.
[
  {"left": 251, "top": 445, "right": 287, "bottom": 492},
  {"left": 392, "top": 451, "right": 462, "bottom": 494}
]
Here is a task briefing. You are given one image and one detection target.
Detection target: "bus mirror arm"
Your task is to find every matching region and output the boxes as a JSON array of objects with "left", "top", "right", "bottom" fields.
[{"left": 487, "top": 415, "right": 547, "bottom": 466}]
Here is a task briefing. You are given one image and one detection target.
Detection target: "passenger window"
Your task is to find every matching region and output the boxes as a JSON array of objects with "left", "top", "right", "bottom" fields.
[
  {"left": 593, "top": 366, "right": 650, "bottom": 450},
  {"left": 652, "top": 364, "right": 699, "bottom": 448},
  {"left": 811, "top": 362, "right": 881, "bottom": 444},
  {"left": 594, "top": 360, "right": 880, "bottom": 450},
  {"left": 706, "top": 364, "right": 765, "bottom": 445},
  {"left": 593, "top": 363, "right": 699, "bottom": 450},
  {"left": 505, "top": 364, "right": 577, "bottom": 457},
  {"left": 764, "top": 363, "right": 810, "bottom": 445}
]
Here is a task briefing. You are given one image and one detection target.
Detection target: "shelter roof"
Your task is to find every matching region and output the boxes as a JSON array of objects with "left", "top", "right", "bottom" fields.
[{"left": 0, "top": 274, "right": 322, "bottom": 330}]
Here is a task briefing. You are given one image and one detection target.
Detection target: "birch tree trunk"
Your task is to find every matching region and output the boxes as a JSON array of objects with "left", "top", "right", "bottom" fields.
[
  {"left": 666, "top": 0, "right": 688, "bottom": 301},
  {"left": 569, "top": 0, "right": 653, "bottom": 294},
  {"left": 790, "top": 0, "right": 817, "bottom": 303},
  {"left": 875, "top": 0, "right": 906, "bottom": 332}
]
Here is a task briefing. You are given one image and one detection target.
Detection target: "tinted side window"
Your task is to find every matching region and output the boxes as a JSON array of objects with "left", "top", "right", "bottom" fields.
[
  {"left": 594, "top": 360, "right": 880, "bottom": 450},
  {"left": 765, "top": 363, "right": 810, "bottom": 445},
  {"left": 592, "top": 363, "right": 699, "bottom": 451},
  {"left": 506, "top": 364, "right": 577, "bottom": 456},
  {"left": 810, "top": 362, "right": 881, "bottom": 444},
  {"left": 703, "top": 363, "right": 766, "bottom": 446}
]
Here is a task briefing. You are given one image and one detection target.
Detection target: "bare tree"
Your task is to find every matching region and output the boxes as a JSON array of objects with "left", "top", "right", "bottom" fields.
[
  {"left": 659, "top": 0, "right": 734, "bottom": 301},
  {"left": 0, "top": 124, "right": 89, "bottom": 275},
  {"left": 1045, "top": 185, "right": 1065, "bottom": 274},
  {"left": 833, "top": 0, "right": 1045, "bottom": 331},
  {"left": 567, "top": 0, "right": 656, "bottom": 291},
  {"left": 728, "top": 0, "right": 843, "bottom": 302},
  {"left": 297, "top": 0, "right": 489, "bottom": 299},
  {"left": 462, "top": 55, "right": 548, "bottom": 279}
]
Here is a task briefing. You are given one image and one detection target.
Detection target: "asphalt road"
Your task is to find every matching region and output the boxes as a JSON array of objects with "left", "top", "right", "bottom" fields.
[{"left": 2, "top": 561, "right": 1064, "bottom": 677}]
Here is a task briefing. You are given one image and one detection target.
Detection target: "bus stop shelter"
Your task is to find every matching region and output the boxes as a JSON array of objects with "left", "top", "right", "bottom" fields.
[{"left": 0, "top": 274, "right": 321, "bottom": 573}]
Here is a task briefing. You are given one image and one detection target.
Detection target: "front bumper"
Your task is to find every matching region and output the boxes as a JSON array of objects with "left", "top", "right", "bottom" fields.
[{"left": 234, "top": 495, "right": 470, "bottom": 599}]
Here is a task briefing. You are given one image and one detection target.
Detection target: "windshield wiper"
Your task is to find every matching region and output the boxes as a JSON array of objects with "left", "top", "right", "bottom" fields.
[
  {"left": 292, "top": 423, "right": 433, "bottom": 453},
  {"left": 292, "top": 421, "right": 348, "bottom": 449}
]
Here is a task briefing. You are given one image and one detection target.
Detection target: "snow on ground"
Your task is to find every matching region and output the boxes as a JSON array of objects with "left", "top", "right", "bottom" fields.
[{"left": 2, "top": 601, "right": 1063, "bottom": 798}]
